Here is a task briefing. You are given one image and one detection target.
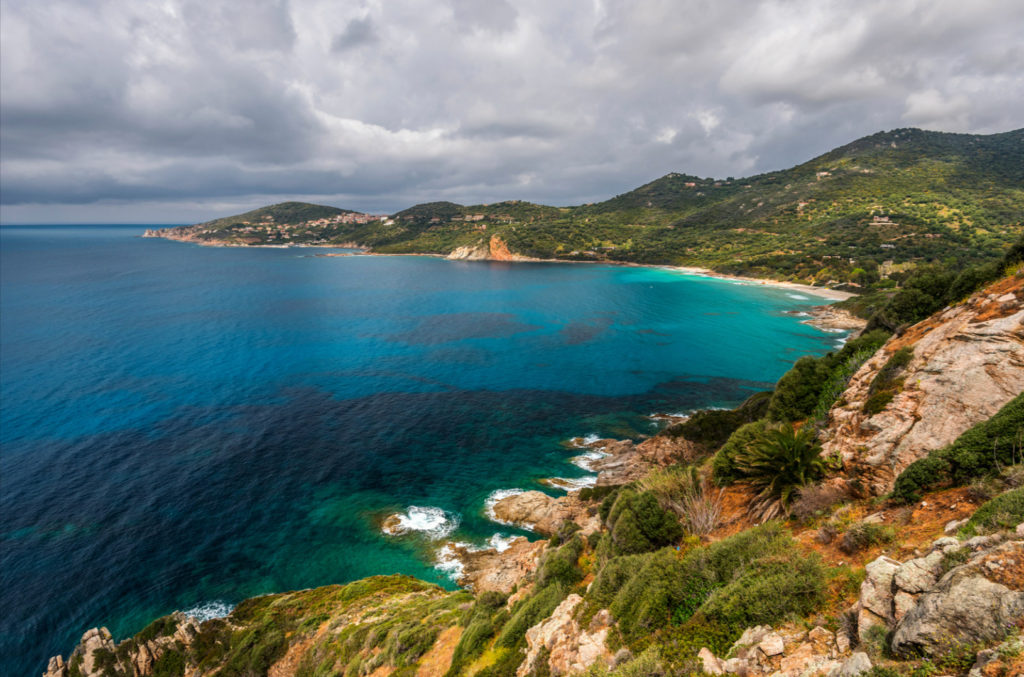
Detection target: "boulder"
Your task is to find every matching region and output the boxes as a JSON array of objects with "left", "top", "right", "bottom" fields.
[
  {"left": 828, "top": 652, "right": 872, "bottom": 677},
  {"left": 891, "top": 542, "right": 1024, "bottom": 657}
]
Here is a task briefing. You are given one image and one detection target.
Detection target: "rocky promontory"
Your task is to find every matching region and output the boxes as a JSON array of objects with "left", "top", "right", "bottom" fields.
[{"left": 822, "top": 275, "right": 1024, "bottom": 495}]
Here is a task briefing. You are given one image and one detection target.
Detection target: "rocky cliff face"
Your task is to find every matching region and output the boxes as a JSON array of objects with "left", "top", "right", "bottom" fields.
[
  {"left": 446, "top": 235, "right": 533, "bottom": 261},
  {"left": 822, "top": 276, "right": 1024, "bottom": 495}
]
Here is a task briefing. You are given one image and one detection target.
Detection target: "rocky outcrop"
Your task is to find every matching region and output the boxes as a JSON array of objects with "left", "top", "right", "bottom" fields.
[
  {"left": 443, "top": 537, "right": 548, "bottom": 594},
  {"left": 586, "top": 435, "right": 698, "bottom": 486},
  {"left": 847, "top": 532, "right": 1024, "bottom": 658},
  {"left": 45, "top": 613, "right": 201, "bottom": 677},
  {"left": 822, "top": 277, "right": 1024, "bottom": 495},
  {"left": 445, "top": 236, "right": 533, "bottom": 262},
  {"left": 802, "top": 305, "right": 869, "bottom": 333},
  {"left": 517, "top": 595, "right": 613, "bottom": 677},
  {"left": 697, "top": 624, "right": 864, "bottom": 677},
  {"left": 891, "top": 539, "right": 1024, "bottom": 656},
  {"left": 489, "top": 491, "right": 599, "bottom": 535},
  {"left": 446, "top": 243, "right": 490, "bottom": 260}
]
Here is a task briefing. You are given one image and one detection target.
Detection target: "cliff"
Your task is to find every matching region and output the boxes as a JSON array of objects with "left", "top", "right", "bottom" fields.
[{"left": 822, "top": 275, "right": 1024, "bottom": 496}]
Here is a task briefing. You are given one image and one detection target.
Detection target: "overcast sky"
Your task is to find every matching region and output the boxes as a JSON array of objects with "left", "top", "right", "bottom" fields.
[{"left": 2, "top": 0, "right": 1023, "bottom": 224}]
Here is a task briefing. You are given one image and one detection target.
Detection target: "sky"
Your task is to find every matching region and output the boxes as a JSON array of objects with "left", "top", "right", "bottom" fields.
[{"left": 1, "top": 0, "right": 1023, "bottom": 224}]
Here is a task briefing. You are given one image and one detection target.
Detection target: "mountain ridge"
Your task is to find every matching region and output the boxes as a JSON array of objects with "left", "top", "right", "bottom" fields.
[{"left": 146, "top": 127, "right": 1024, "bottom": 285}]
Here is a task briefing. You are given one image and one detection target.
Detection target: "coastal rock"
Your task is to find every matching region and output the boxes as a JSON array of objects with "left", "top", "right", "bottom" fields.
[
  {"left": 45, "top": 613, "right": 201, "bottom": 677},
  {"left": 821, "top": 277, "right": 1024, "bottom": 496},
  {"left": 803, "top": 305, "right": 869, "bottom": 333},
  {"left": 446, "top": 236, "right": 533, "bottom": 262},
  {"left": 587, "top": 435, "right": 696, "bottom": 486},
  {"left": 444, "top": 537, "right": 547, "bottom": 594},
  {"left": 518, "top": 595, "right": 612, "bottom": 676},
  {"left": 490, "top": 491, "right": 573, "bottom": 534}
]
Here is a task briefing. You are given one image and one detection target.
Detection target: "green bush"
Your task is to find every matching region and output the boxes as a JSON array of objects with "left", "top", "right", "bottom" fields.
[
  {"left": 604, "top": 489, "right": 683, "bottom": 555},
  {"left": 698, "top": 553, "right": 825, "bottom": 630},
  {"left": 767, "top": 356, "right": 832, "bottom": 423},
  {"left": 862, "top": 346, "right": 913, "bottom": 416},
  {"left": 536, "top": 535, "right": 585, "bottom": 589},
  {"left": 892, "top": 394, "right": 1024, "bottom": 502},
  {"left": 890, "top": 456, "right": 952, "bottom": 503},
  {"left": 733, "top": 425, "right": 825, "bottom": 521},
  {"left": 662, "top": 391, "right": 772, "bottom": 451},
  {"left": 959, "top": 489, "right": 1024, "bottom": 537},
  {"left": 839, "top": 522, "right": 896, "bottom": 554},
  {"left": 712, "top": 420, "right": 770, "bottom": 485}
]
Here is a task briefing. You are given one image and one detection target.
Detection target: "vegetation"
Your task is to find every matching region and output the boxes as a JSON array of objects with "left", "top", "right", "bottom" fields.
[
  {"left": 164, "top": 129, "right": 1024, "bottom": 286},
  {"left": 601, "top": 489, "right": 683, "bottom": 555},
  {"left": 733, "top": 425, "right": 826, "bottom": 521},
  {"left": 958, "top": 488, "right": 1024, "bottom": 537},
  {"left": 891, "top": 394, "right": 1024, "bottom": 502},
  {"left": 862, "top": 346, "right": 913, "bottom": 417}
]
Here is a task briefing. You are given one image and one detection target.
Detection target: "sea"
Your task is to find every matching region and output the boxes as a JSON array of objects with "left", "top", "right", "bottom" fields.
[{"left": 0, "top": 225, "right": 846, "bottom": 674}]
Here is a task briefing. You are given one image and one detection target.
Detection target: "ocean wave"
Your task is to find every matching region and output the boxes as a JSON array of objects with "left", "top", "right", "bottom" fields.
[
  {"left": 182, "top": 600, "right": 234, "bottom": 622},
  {"left": 571, "top": 448, "right": 609, "bottom": 471},
  {"left": 381, "top": 506, "right": 460, "bottom": 539},
  {"left": 568, "top": 433, "right": 602, "bottom": 448},
  {"left": 545, "top": 475, "right": 598, "bottom": 491},
  {"left": 434, "top": 544, "right": 464, "bottom": 582},
  {"left": 787, "top": 293, "right": 810, "bottom": 300}
]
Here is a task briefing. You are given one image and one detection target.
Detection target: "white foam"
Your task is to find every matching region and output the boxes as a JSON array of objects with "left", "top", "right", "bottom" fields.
[
  {"left": 487, "top": 533, "right": 517, "bottom": 552},
  {"left": 382, "top": 506, "right": 459, "bottom": 539},
  {"left": 182, "top": 600, "right": 234, "bottom": 622},
  {"left": 546, "top": 475, "right": 598, "bottom": 491},
  {"left": 434, "top": 543, "right": 464, "bottom": 582},
  {"left": 571, "top": 448, "right": 609, "bottom": 471},
  {"left": 568, "top": 434, "right": 602, "bottom": 448},
  {"left": 787, "top": 293, "right": 810, "bottom": 300}
]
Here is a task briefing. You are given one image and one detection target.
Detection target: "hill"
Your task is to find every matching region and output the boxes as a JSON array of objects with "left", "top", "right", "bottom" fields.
[{"left": 148, "top": 128, "right": 1024, "bottom": 285}]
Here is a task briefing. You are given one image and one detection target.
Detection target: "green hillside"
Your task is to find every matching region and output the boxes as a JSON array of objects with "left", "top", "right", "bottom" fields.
[{"left": 164, "top": 128, "right": 1024, "bottom": 285}]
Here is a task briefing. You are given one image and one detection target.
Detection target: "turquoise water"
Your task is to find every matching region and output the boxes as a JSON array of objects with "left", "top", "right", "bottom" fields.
[{"left": 0, "top": 226, "right": 842, "bottom": 674}]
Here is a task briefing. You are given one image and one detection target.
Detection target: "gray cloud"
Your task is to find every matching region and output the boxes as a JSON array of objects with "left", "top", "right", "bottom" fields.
[
  {"left": 1, "top": 0, "right": 1023, "bottom": 224},
  {"left": 332, "top": 16, "right": 379, "bottom": 52}
]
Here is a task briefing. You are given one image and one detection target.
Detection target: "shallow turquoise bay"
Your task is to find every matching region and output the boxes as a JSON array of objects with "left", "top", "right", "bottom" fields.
[{"left": 0, "top": 226, "right": 844, "bottom": 674}]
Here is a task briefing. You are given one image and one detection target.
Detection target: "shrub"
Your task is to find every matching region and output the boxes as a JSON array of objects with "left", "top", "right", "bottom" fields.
[
  {"left": 604, "top": 489, "right": 683, "bottom": 555},
  {"left": 790, "top": 483, "right": 850, "bottom": 523},
  {"left": 579, "top": 484, "right": 620, "bottom": 502},
  {"left": 767, "top": 356, "right": 832, "bottom": 423},
  {"left": 536, "top": 535, "right": 585, "bottom": 589},
  {"left": 712, "top": 420, "right": 771, "bottom": 485},
  {"left": 733, "top": 425, "right": 826, "bottom": 521},
  {"left": 862, "top": 346, "right": 913, "bottom": 416},
  {"left": 638, "top": 466, "right": 723, "bottom": 536},
  {"left": 839, "top": 522, "right": 896, "bottom": 554},
  {"left": 890, "top": 456, "right": 952, "bottom": 503},
  {"left": 959, "top": 488, "right": 1024, "bottom": 537},
  {"left": 662, "top": 391, "right": 772, "bottom": 451}
]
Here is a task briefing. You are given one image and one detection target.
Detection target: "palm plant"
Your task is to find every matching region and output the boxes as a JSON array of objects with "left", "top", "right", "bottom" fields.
[{"left": 735, "top": 424, "right": 825, "bottom": 522}]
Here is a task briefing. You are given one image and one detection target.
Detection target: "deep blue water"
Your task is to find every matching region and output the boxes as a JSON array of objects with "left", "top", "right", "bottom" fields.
[{"left": 0, "top": 226, "right": 843, "bottom": 675}]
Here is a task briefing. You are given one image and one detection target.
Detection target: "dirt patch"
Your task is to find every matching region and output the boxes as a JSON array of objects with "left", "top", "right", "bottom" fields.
[{"left": 416, "top": 625, "right": 464, "bottom": 677}]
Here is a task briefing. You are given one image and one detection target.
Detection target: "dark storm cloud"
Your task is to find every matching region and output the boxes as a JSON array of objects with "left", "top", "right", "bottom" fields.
[
  {"left": 1, "top": 0, "right": 1022, "bottom": 223},
  {"left": 332, "top": 17, "right": 378, "bottom": 52}
]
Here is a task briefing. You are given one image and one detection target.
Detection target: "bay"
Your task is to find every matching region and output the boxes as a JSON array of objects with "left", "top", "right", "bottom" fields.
[{"left": 0, "top": 225, "right": 842, "bottom": 674}]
